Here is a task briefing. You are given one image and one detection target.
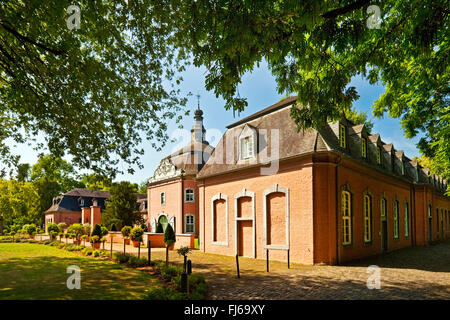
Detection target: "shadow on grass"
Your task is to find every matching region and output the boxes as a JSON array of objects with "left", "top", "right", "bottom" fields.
[{"left": 0, "top": 253, "right": 161, "bottom": 300}]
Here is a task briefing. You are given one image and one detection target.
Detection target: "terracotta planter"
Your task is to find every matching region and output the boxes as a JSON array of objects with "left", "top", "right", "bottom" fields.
[
  {"left": 132, "top": 240, "right": 141, "bottom": 248},
  {"left": 169, "top": 243, "right": 175, "bottom": 251},
  {"left": 91, "top": 242, "right": 101, "bottom": 249},
  {"left": 124, "top": 239, "right": 130, "bottom": 245},
  {"left": 28, "top": 234, "right": 35, "bottom": 239}
]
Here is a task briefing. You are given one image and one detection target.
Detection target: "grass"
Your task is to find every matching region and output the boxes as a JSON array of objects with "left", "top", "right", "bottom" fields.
[{"left": 0, "top": 243, "right": 163, "bottom": 300}]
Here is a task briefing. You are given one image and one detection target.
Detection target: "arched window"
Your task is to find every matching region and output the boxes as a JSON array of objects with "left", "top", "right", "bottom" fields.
[
  {"left": 393, "top": 199, "right": 399, "bottom": 239},
  {"left": 185, "top": 214, "right": 195, "bottom": 234},
  {"left": 342, "top": 191, "right": 352, "bottom": 245},
  {"left": 363, "top": 194, "right": 372, "bottom": 243},
  {"left": 185, "top": 188, "right": 194, "bottom": 203}
]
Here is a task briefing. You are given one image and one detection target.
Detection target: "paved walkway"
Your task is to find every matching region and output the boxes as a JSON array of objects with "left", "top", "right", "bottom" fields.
[{"left": 40, "top": 235, "right": 450, "bottom": 299}]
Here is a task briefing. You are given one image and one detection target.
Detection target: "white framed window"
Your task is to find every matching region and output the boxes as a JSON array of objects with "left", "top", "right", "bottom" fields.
[
  {"left": 185, "top": 214, "right": 195, "bottom": 234},
  {"left": 160, "top": 192, "right": 165, "bottom": 205},
  {"left": 185, "top": 188, "right": 194, "bottom": 203},
  {"left": 393, "top": 200, "right": 399, "bottom": 239},
  {"left": 342, "top": 191, "right": 352, "bottom": 245},
  {"left": 339, "top": 124, "right": 347, "bottom": 149},
  {"left": 361, "top": 137, "right": 367, "bottom": 159},
  {"left": 404, "top": 202, "right": 409, "bottom": 237},
  {"left": 363, "top": 194, "right": 372, "bottom": 243},
  {"left": 377, "top": 146, "right": 382, "bottom": 165},
  {"left": 239, "top": 135, "right": 254, "bottom": 160}
]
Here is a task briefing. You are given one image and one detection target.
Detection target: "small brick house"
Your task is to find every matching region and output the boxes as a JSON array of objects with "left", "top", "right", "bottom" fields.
[
  {"left": 45, "top": 188, "right": 148, "bottom": 231},
  {"left": 192, "top": 96, "right": 450, "bottom": 265},
  {"left": 44, "top": 189, "right": 110, "bottom": 229}
]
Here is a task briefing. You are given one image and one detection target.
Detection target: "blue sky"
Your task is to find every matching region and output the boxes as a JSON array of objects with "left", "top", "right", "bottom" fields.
[{"left": 10, "top": 61, "right": 423, "bottom": 184}]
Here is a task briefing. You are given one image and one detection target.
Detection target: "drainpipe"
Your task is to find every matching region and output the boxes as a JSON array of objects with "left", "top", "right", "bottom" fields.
[
  {"left": 335, "top": 155, "right": 342, "bottom": 265},
  {"left": 410, "top": 184, "right": 416, "bottom": 247}
]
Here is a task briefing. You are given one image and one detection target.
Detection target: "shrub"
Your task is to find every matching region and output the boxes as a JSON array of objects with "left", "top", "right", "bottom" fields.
[
  {"left": 112, "top": 252, "right": 131, "bottom": 264},
  {"left": 161, "top": 264, "right": 182, "bottom": 282},
  {"left": 144, "top": 287, "right": 185, "bottom": 300},
  {"left": 141, "top": 224, "right": 148, "bottom": 232},
  {"left": 155, "top": 222, "right": 163, "bottom": 233},
  {"left": 82, "top": 247, "right": 93, "bottom": 256},
  {"left": 91, "top": 224, "right": 102, "bottom": 238},
  {"left": 67, "top": 223, "right": 84, "bottom": 237},
  {"left": 164, "top": 224, "right": 176, "bottom": 265},
  {"left": 128, "top": 256, "right": 148, "bottom": 267},
  {"left": 49, "top": 241, "right": 60, "bottom": 246},
  {"left": 101, "top": 226, "right": 109, "bottom": 237},
  {"left": 64, "top": 233, "right": 69, "bottom": 238},
  {"left": 90, "top": 235, "right": 100, "bottom": 243},
  {"left": 93, "top": 250, "right": 100, "bottom": 257},
  {"left": 47, "top": 223, "right": 59, "bottom": 234},
  {"left": 110, "top": 223, "right": 117, "bottom": 231},
  {"left": 43, "top": 240, "right": 51, "bottom": 245},
  {"left": 25, "top": 224, "right": 36, "bottom": 235},
  {"left": 130, "top": 227, "right": 144, "bottom": 242},
  {"left": 121, "top": 226, "right": 132, "bottom": 238},
  {"left": 57, "top": 222, "right": 67, "bottom": 233},
  {"left": 83, "top": 223, "right": 91, "bottom": 235}
]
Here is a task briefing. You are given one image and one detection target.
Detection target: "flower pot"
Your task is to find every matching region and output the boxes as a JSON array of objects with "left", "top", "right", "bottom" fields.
[
  {"left": 124, "top": 239, "right": 130, "bottom": 245},
  {"left": 132, "top": 240, "right": 140, "bottom": 248},
  {"left": 28, "top": 235, "right": 35, "bottom": 239},
  {"left": 169, "top": 243, "right": 175, "bottom": 251},
  {"left": 91, "top": 242, "right": 101, "bottom": 249}
]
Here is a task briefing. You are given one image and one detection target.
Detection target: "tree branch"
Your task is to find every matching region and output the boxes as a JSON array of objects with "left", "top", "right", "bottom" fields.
[
  {"left": 0, "top": 22, "right": 66, "bottom": 56},
  {"left": 321, "top": 0, "right": 371, "bottom": 19}
]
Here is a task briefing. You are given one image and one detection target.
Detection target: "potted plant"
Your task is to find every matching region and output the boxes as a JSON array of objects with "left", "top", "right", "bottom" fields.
[
  {"left": 57, "top": 222, "right": 67, "bottom": 233},
  {"left": 164, "top": 224, "right": 176, "bottom": 266},
  {"left": 90, "top": 235, "right": 101, "bottom": 249},
  {"left": 25, "top": 224, "right": 36, "bottom": 239},
  {"left": 121, "top": 226, "right": 132, "bottom": 245},
  {"left": 81, "top": 234, "right": 88, "bottom": 246},
  {"left": 64, "top": 233, "right": 69, "bottom": 244},
  {"left": 67, "top": 223, "right": 84, "bottom": 245},
  {"left": 47, "top": 223, "right": 59, "bottom": 240},
  {"left": 100, "top": 237, "right": 107, "bottom": 250},
  {"left": 130, "top": 227, "right": 144, "bottom": 247},
  {"left": 58, "top": 232, "right": 64, "bottom": 242}
]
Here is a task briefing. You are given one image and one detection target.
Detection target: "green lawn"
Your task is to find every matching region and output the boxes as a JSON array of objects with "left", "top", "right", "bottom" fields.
[{"left": 0, "top": 243, "right": 162, "bottom": 299}]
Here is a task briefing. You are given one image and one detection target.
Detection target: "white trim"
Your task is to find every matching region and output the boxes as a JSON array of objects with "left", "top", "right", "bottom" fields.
[
  {"left": 263, "top": 184, "right": 290, "bottom": 250},
  {"left": 185, "top": 188, "right": 195, "bottom": 203},
  {"left": 234, "top": 188, "right": 256, "bottom": 258},
  {"left": 185, "top": 214, "right": 195, "bottom": 234},
  {"left": 211, "top": 193, "right": 229, "bottom": 246}
]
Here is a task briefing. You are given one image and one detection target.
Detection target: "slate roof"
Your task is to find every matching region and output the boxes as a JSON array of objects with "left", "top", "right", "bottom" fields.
[{"left": 196, "top": 97, "right": 448, "bottom": 193}]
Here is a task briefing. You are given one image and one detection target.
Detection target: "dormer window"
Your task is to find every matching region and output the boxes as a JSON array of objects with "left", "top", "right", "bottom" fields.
[
  {"left": 339, "top": 124, "right": 347, "bottom": 149},
  {"left": 240, "top": 135, "right": 254, "bottom": 160},
  {"left": 78, "top": 197, "right": 84, "bottom": 207},
  {"left": 401, "top": 161, "right": 405, "bottom": 175},
  {"left": 361, "top": 137, "right": 367, "bottom": 159},
  {"left": 376, "top": 146, "right": 382, "bottom": 165}
]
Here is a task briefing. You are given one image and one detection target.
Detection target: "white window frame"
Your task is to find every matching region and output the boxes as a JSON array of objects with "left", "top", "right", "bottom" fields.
[
  {"left": 185, "top": 188, "right": 195, "bottom": 203},
  {"left": 185, "top": 214, "right": 195, "bottom": 234},
  {"left": 160, "top": 192, "right": 165, "bottom": 205},
  {"left": 239, "top": 135, "right": 254, "bottom": 160}
]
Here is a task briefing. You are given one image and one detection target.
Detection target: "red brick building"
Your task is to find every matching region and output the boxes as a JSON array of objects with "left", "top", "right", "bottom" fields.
[
  {"left": 147, "top": 107, "right": 213, "bottom": 242},
  {"left": 148, "top": 97, "right": 450, "bottom": 264}
]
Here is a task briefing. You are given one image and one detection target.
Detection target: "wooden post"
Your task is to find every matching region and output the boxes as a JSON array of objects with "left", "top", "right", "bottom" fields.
[
  {"left": 110, "top": 236, "right": 113, "bottom": 258},
  {"left": 266, "top": 249, "right": 269, "bottom": 272},
  {"left": 287, "top": 249, "right": 290, "bottom": 269},
  {"left": 187, "top": 260, "right": 192, "bottom": 275},
  {"left": 235, "top": 255, "right": 240, "bottom": 278},
  {"left": 123, "top": 238, "right": 126, "bottom": 254},
  {"left": 180, "top": 273, "right": 188, "bottom": 293},
  {"left": 148, "top": 240, "right": 151, "bottom": 266}
]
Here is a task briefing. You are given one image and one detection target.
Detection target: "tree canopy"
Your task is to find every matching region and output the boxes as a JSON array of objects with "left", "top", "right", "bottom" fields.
[{"left": 0, "top": 1, "right": 448, "bottom": 187}]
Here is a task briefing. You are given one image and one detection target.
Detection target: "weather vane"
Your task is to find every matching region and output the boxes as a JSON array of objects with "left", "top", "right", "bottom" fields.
[{"left": 196, "top": 93, "right": 201, "bottom": 110}]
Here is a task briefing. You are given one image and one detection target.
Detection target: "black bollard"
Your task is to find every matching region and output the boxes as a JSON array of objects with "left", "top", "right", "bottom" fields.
[
  {"left": 266, "top": 249, "right": 269, "bottom": 272},
  {"left": 287, "top": 249, "right": 290, "bottom": 269},
  {"left": 187, "top": 259, "right": 192, "bottom": 275},
  {"left": 180, "top": 273, "right": 188, "bottom": 293},
  {"left": 236, "top": 255, "right": 240, "bottom": 278}
]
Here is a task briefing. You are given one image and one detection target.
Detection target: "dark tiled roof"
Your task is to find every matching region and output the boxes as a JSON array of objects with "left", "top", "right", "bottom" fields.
[
  {"left": 196, "top": 97, "right": 448, "bottom": 193},
  {"left": 64, "top": 188, "right": 110, "bottom": 198}
]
